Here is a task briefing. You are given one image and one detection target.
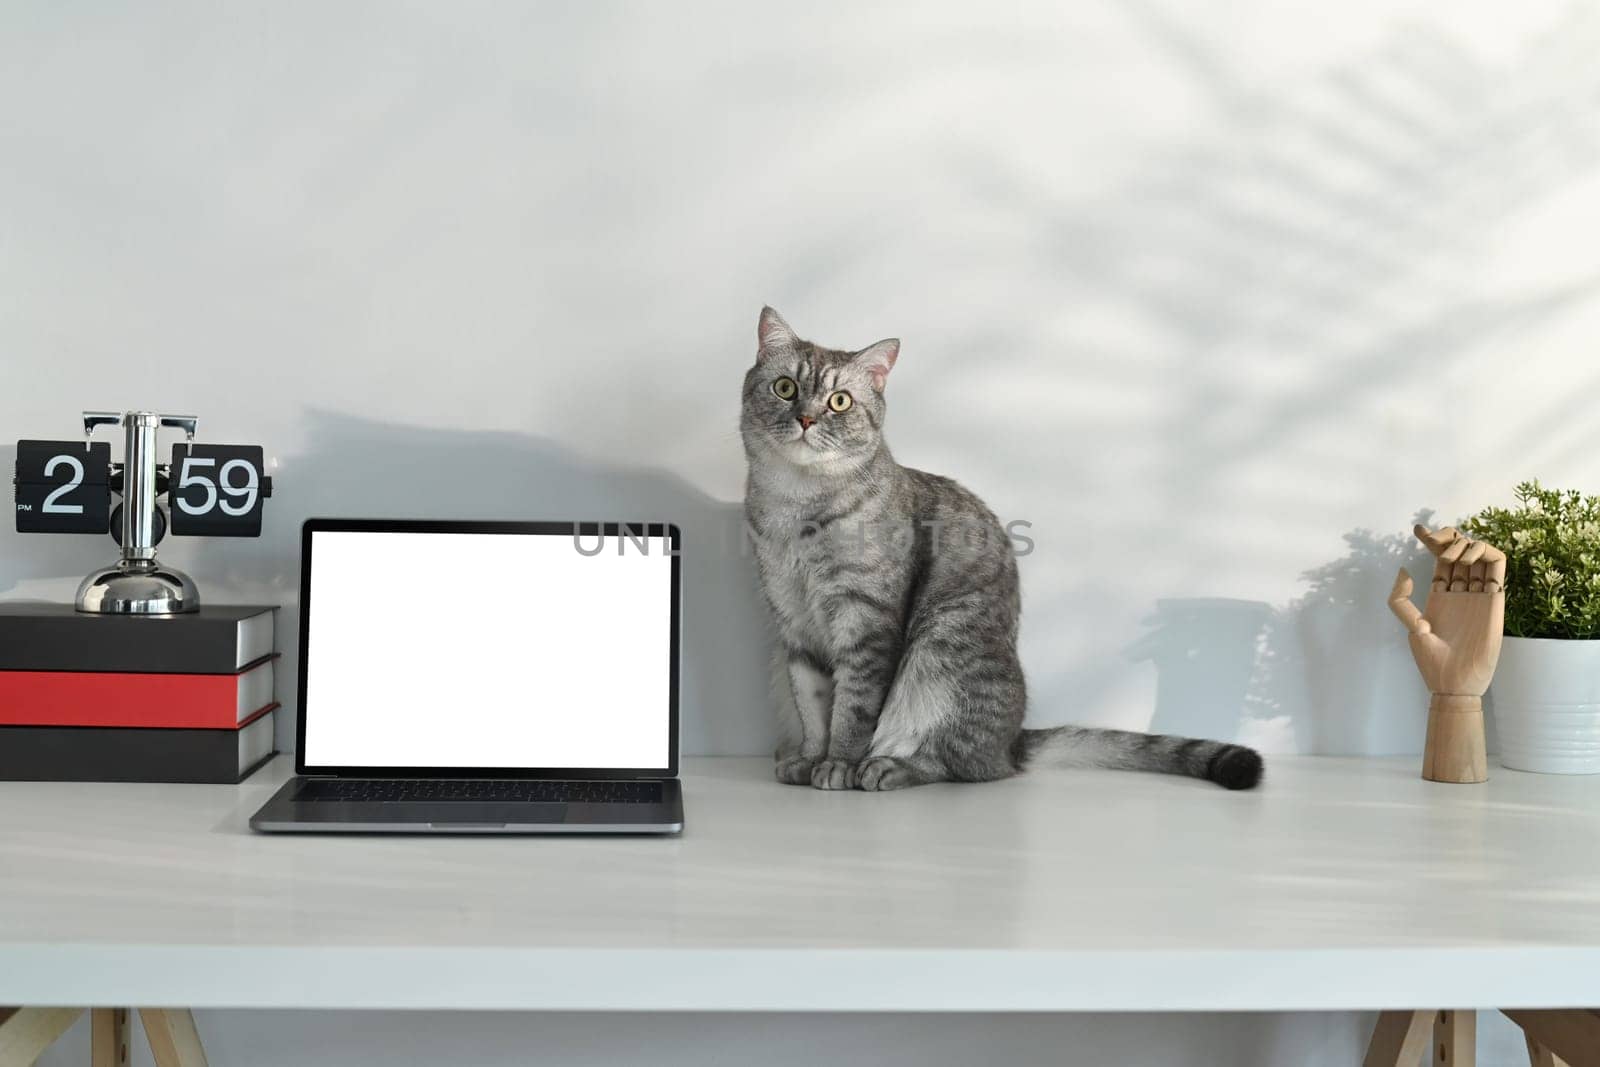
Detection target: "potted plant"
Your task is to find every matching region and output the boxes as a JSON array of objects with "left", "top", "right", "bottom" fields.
[{"left": 1463, "top": 481, "right": 1600, "bottom": 773}]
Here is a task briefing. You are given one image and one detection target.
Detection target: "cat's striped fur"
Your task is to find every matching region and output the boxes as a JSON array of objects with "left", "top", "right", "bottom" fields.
[{"left": 740, "top": 307, "right": 1263, "bottom": 792}]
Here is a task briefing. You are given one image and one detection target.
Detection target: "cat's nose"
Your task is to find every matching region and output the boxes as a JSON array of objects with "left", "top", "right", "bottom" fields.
[{"left": 797, "top": 415, "right": 816, "bottom": 430}]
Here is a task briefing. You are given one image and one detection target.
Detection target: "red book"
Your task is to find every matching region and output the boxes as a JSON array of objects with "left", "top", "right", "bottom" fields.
[{"left": 0, "top": 657, "right": 276, "bottom": 729}]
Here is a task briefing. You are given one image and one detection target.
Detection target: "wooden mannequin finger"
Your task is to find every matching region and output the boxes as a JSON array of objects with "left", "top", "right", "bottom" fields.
[
  {"left": 1439, "top": 535, "right": 1471, "bottom": 564},
  {"left": 1467, "top": 559, "right": 1487, "bottom": 593},
  {"left": 1456, "top": 539, "right": 1487, "bottom": 566},
  {"left": 1415, "top": 525, "right": 1460, "bottom": 557},
  {"left": 1486, "top": 554, "right": 1506, "bottom": 592},
  {"left": 1388, "top": 570, "right": 1429, "bottom": 634},
  {"left": 1432, "top": 556, "right": 1452, "bottom": 592}
]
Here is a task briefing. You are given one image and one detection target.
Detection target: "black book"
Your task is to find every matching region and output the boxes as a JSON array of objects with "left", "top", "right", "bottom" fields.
[
  {"left": 0, "top": 603, "right": 275, "bottom": 673},
  {"left": 0, "top": 711, "right": 276, "bottom": 783}
]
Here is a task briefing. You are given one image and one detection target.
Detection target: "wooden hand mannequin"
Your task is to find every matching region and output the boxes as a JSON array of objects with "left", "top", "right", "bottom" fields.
[{"left": 1387, "top": 524, "right": 1507, "bottom": 783}]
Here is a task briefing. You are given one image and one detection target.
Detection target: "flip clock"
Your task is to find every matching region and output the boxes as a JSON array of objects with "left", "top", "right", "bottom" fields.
[{"left": 13, "top": 411, "right": 274, "bottom": 615}]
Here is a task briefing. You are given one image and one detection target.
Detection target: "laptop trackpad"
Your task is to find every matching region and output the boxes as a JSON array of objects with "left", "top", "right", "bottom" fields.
[{"left": 379, "top": 802, "right": 568, "bottom": 824}]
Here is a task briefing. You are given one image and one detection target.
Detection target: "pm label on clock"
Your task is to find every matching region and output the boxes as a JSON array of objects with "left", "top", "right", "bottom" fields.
[{"left": 169, "top": 444, "right": 266, "bottom": 537}]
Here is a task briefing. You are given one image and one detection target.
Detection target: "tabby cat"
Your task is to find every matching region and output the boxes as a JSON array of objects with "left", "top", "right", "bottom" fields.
[{"left": 740, "top": 307, "right": 1263, "bottom": 792}]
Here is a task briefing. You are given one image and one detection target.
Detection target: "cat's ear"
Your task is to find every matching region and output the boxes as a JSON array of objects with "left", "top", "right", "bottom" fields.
[
  {"left": 757, "top": 305, "right": 796, "bottom": 359},
  {"left": 853, "top": 338, "right": 899, "bottom": 392}
]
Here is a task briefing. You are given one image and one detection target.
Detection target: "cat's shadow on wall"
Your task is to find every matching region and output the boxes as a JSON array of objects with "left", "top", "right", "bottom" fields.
[
  {"left": 0, "top": 411, "right": 774, "bottom": 757},
  {"left": 1128, "top": 513, "right": 1472, "bottom": 756}
]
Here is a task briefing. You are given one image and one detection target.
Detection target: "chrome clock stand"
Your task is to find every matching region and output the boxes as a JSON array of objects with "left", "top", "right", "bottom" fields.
[{"left": 75, "top": 411, "right": 202, "bottom": 615}]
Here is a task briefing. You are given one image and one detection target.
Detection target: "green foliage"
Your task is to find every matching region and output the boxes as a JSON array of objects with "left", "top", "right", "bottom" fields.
[{"left": 1462, "top": 481, "right": 1600, "bottom": 640}]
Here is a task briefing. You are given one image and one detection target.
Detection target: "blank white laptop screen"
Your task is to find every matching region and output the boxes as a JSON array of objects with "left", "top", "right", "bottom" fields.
[{"left": 301, "top": 528, "right": 674, "bottom": 771}]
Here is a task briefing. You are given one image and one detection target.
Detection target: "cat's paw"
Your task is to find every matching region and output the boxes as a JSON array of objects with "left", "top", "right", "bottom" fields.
[
  {"left": 810, "top": 759, "right": 858, "bottom": 790},
  {"left": 774, "top": 756, "right": 820, "bottom": 785},
  {"left": 857, "top": 757, "right": 918, "bottom": 791}
]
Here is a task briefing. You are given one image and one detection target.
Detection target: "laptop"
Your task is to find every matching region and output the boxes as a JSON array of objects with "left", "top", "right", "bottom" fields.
[{"left": 250, "top": 519, "right": 684, "bottom": 834}]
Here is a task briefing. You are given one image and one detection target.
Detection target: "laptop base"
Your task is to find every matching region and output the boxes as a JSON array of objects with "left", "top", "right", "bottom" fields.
[{"left": 249, "top": 776, "right": 683, "bottom": 834}]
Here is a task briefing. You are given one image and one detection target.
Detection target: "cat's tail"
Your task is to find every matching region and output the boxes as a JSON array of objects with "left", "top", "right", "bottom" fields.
[{"left": 1014, "top": 726, "right": 1263, "bottom": 790}]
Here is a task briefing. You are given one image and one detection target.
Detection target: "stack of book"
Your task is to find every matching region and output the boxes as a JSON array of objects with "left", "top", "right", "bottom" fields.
[{"left": 0, "top": 603, "right": 278, "bottom": 783}]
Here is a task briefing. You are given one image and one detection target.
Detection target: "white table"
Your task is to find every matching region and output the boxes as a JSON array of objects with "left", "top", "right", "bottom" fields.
[
  {"left": 3, "top": 756, "right": 1600, "bottom": 1063},
  {"left": 3, "top": 755, "right": 1599, "bottom": 1012}
]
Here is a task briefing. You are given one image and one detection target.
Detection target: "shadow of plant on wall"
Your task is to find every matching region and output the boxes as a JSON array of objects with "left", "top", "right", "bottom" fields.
[
  {"left": 1288, "top": 512, "right": 1444, "bottom": 754},
  {"left": 1131, "top": 512, "right": 1442, "bottom": 755}
]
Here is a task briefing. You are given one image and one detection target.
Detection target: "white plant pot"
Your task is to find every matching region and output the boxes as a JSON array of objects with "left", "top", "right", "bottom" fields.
[{"left": 1490, "top": 636, "right": 1600, "bottom": 774}]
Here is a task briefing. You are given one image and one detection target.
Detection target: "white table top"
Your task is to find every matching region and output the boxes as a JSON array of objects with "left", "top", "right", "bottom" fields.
[{"left": 2, "top": 755, "right": 1598, "bottom": 1011}]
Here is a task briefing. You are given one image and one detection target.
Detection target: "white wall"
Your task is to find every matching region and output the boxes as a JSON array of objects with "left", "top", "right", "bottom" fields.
[{"left": 7, "top": 2, "right": 1596, "bottom": 1064}]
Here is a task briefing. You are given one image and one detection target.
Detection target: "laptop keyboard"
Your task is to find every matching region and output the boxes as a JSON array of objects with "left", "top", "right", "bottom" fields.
[{"left": 293, "top": 778, "right": 664, "bottom": 804}]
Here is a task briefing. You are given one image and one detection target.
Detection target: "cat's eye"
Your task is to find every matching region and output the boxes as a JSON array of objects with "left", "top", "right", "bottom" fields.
[
  {"left": 772, "top": 377, "right": 797, "bottom": 400},
  {"left": 828, "top": 391, "right": 853, "bottom": 413}
]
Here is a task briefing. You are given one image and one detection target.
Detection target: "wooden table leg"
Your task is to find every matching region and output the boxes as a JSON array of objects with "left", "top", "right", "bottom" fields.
[
  {"left": 1505, "top": 1011, "right": 1600, "bottom": 1067},
  {"left": 1526, "top": 1031, "right": 1570, "bottom": 1067},
  {"left": 0, "top": 1006, "right": 84, "bottom": 1066},
  {"left": 139, "top": 1009, "right": 209, "bottom": 1067},
  {"left": 1367, "top": 1011, "right": 1438, "bottom": 1067},
  {"left": 92, "top": 1008, "right": 130, "bottom": 1067},
  {"left": 1435, "top": 1009, "right": 1476, "bottom": 1066}
]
